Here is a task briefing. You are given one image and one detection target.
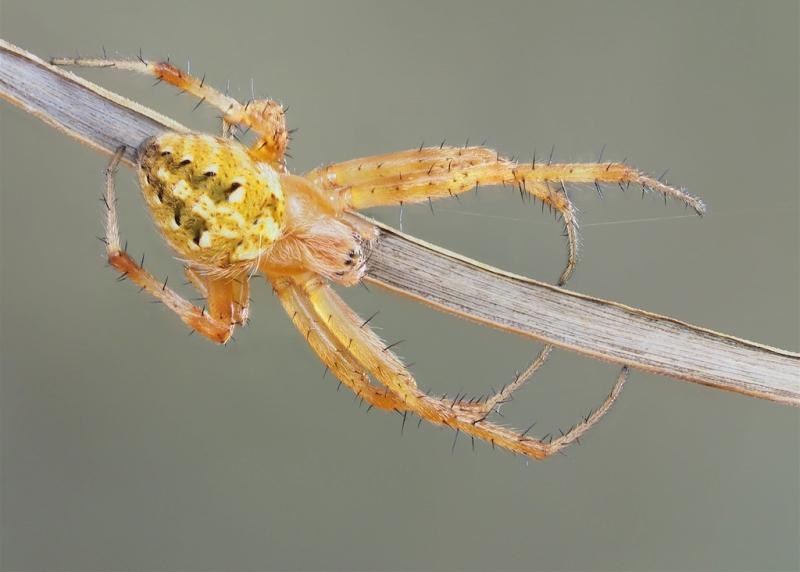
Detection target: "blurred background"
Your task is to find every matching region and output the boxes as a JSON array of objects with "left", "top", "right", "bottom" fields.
[{"left": 1, "top": 2, "right": 797, "bottom": 570}]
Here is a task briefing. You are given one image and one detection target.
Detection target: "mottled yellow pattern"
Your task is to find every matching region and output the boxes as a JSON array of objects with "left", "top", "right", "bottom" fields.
[{"left": 138, "top": 133, "right": 285, "bottom": 266}]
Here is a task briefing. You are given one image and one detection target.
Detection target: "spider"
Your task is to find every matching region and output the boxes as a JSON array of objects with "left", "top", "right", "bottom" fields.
[{"left": 52, "top": 55, "right": 705, "bottom": 459}]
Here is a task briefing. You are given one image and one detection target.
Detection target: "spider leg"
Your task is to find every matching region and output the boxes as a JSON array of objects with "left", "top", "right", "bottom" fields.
[
  {"left": 270, "top": 274, "right": 408, "bottom": 412},
  {"left": 51, "top": 56, "right": 288, "bottom": 170},
  {"left": 305, "top": 147, "right": 705, "bottom": 284},
  {"left": 477, "top": 344, "right": 554, "bottom": 416},
  {"left": 102, "top": 147, "right": 247, "bottom": 343},
  {"left": 285, "top": 270, "right": 626, "bottom": 459},
  {"left": 184, "top": 266, "right": 251, "bottom": 329}
]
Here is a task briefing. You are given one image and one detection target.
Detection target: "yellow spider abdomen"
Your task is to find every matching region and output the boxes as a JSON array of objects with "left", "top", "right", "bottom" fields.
[{"left": 137, "top": 133, "right": 285, "bottom": 267}]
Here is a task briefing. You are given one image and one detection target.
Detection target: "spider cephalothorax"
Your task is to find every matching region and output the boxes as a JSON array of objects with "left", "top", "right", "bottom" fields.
[{"left": 55, "top": 55, "right": 705, "bottom": 458}]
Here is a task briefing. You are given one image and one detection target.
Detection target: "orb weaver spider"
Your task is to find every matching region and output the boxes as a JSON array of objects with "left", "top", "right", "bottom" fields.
[{"left": 52, "top": 55, "right": 705, "bottom": 459}]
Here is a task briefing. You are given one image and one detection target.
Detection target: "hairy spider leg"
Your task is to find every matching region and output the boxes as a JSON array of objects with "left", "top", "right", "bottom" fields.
[
  {"left": 306, "top": 148, "right": 706, "bottom": 284},
  {"left": 282, "top": 271, "right": 627, "bottom": 458},
  {"left": 271, "top": 274, "right": 408, "bottom": 412},
  {"left": 52, "top": 57, "right": 289, "bottom": 170}
]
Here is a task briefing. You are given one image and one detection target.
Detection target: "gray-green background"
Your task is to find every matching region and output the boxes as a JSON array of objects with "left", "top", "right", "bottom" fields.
[{"left": 2, "top": 1, "right": 798, "bottom": 570}]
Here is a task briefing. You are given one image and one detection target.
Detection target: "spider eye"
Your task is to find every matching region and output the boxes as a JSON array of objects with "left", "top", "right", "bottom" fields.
[{"left": 179, "top": 158, "right": 192, "bottom": 166}]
